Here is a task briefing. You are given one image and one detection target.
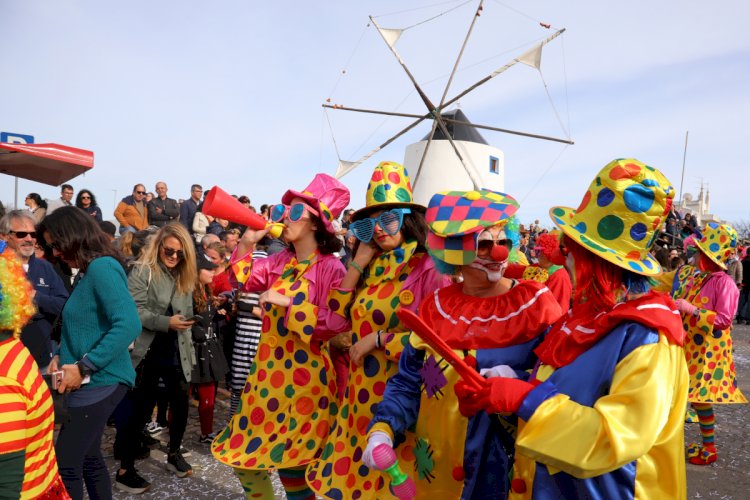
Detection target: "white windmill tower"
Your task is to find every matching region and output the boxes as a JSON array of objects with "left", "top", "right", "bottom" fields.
[
  {"left": 404, "top": 108, "right": 504, "bottom": 205},
  {"left": 325, "top": 1, "right": 572, "bottom": 197}
]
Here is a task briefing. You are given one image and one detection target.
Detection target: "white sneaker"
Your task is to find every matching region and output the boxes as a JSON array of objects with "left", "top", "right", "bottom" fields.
[{"left": 145, "top": 421, "right": 163, "bottom": 435}]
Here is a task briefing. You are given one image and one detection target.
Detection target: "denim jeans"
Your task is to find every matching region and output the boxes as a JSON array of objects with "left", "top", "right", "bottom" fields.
[{"left": 56, "top": 384, "right": 127, "bottom": 500}]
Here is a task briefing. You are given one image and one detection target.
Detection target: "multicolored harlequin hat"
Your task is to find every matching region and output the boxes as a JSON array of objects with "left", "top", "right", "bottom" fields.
[
  {"left": 425, "top": 189, "right": 520, "bottom": 265},
  {"left": 693, "top": 222, "right": 738, "bottom": 270},
  {"left": 350, "top": 161, "right": 425, "bottom": 222},
  {"left": 281, "top": 173, "right": 350, "bottom": 235},
  {"left": 549, "top": 158, "right": 674, "bottom": 276}
]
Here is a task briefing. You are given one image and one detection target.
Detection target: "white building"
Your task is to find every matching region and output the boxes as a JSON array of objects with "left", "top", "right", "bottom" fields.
[
  {"left": 677, "top": 184, "right": 722, "bottom": 226},
  {"left": 403, "top": 109, "right": 505, "bottom": 206}
]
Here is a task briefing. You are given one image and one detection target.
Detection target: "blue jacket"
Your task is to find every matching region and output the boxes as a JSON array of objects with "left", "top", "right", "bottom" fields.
[{"left": 21, "top": 255, "right": 69, "bottom": 367}]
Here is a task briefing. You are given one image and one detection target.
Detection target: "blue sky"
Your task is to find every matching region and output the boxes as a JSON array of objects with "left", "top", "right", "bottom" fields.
[{"left": 2, "top": 0, "right": 748, "bottom": 227}]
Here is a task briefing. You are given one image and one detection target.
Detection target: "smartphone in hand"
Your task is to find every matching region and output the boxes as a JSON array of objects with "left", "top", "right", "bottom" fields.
[{"left": 44, "top": 370, "right": 64, "bottom": 390}]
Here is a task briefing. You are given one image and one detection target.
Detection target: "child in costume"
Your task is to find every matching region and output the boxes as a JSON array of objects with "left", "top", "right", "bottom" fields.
[
  {"left": 306, "top": 162, "right": 449, "bottom": 499},
  {"left": 671, "top": 222, "right": 746, "bottom": 465},
  {"left": 455, "top": 159, "right": 689, "bottom": 499},
  {"left": 505, "top": 232, "right": 571, "bottom": 311},
  {"left": 212, "top": 174, "right": 350, "bottom": 500},
  {"left": 364, "top": 190, "right": 563, "bottom": 499},
  {"left": 0, "top": 240, "right": 70, "bottom": 499}
]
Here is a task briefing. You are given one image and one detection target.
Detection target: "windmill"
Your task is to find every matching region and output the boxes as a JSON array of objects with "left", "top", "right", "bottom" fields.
[{"left": 324, "top": 0, "right": 573, "bottom": 204}]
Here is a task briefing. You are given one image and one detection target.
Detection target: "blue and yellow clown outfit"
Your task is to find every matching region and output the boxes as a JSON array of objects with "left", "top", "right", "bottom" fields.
[{"left": 455, "top": 159, "right": 690, "bottom": 499}]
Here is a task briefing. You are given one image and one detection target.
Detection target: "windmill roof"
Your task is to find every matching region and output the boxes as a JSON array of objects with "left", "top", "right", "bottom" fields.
[{"left": 421, "top": 109, "right": 488, "bottom": 145}]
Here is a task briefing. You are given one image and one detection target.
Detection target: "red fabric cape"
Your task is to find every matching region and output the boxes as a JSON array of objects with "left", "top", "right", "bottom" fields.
[
  {"left": 419, "top": 281, "right": 563, "bottom": 350},
  {"left": 535, "top": 291, "right": 685, "bottom": 368}
]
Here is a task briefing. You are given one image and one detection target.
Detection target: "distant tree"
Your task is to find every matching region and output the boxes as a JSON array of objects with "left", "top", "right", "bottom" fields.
[{"left": 733, "top": 219, "right": 750, "bottom": 241}]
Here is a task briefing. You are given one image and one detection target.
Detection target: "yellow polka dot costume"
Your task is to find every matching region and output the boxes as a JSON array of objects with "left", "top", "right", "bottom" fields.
[{"left": 306, "top": 162, "right": 449, "bottom": 499}]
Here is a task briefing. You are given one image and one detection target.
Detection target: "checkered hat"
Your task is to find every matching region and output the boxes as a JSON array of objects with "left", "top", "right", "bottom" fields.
[{"left": 425, "top": 190, "right": 520, "bottom": 266}]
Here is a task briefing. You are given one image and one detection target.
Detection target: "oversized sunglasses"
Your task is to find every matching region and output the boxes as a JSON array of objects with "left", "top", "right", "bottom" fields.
[
  {"left": 477, "top": 237, "right": 512, "bottom": 254},
  {"left": 162, "top": 246, "right": 184, "bottom": 259},
  {"left": 350, "top": 208, "right": 410, "bottom": 243},
  {"left": 270, "top": 203, "right": 318, "bottom": 223},
  {"left": 11, "top": 230, "right": 37, "bottom": 239}
]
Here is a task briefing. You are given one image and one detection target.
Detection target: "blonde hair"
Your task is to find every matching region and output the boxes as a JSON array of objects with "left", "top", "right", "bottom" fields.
[{"left": 137, "top": 223, "right": 197, "bottom": 294}]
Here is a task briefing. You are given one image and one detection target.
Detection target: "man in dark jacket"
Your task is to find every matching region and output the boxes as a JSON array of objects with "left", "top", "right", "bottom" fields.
[
  {"left": 0, "top": 210, "right": 69, "bottom": 370},
  {"left": 148, "top": 181, "right": 180, "bottom": 227},
  {"left": 180, "top": 184, "right": 203, "bottom": 236}
]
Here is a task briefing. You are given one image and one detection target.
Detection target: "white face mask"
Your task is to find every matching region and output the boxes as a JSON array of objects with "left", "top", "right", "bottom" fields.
[{"left": 468, "top": 257, "right": 508, "bottom": 282}]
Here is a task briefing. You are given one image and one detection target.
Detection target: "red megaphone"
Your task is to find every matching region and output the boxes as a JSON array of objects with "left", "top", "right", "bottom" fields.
[{"left": 202, "top": 186, "right": 267, "bottom": 231}]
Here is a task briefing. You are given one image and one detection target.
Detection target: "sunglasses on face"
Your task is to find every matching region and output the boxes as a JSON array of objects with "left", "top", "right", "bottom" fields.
[
  {"left": 11, "top": 230, "right": 37, "bottom": 239},
  {"left": 270, "top": 203, "right": 318, "bottom": 223},
  {"left": 80, "top": 196, "right": 91, "bottom": 200},
  {"left": 476, "top": 236, "right": 512, "bottom": 254},
  {"left": 350, "top": 209, "right": 410, "bottom": 244},
  {"left": 162, "top": 246, "right": 184, "bottom": 259},
  {"left": 135, "top": 191, "right": 146, "bottom": 195}
]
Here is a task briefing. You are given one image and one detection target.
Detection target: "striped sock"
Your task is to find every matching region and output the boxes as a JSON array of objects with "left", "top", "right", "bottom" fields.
[
  {"left": 234, "top": 468, "right": 274, "bottom": 500},
  {"left": 693, "top": 403, "right": 715, "bottom": 447},
  {"left": 278, "top": 466, "right": 315, "bottom": 500}
]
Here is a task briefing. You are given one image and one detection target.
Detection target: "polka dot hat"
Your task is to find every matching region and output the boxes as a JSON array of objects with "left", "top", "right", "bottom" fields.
[
  {"left": 350, "top": 161, "right": 425, "bottom": 222},
  {"left": 549, "top": 158, "right": 674, "bottom": 276},
  {"left": 693, "top": 222, "right": 738, "bottom": 270}
]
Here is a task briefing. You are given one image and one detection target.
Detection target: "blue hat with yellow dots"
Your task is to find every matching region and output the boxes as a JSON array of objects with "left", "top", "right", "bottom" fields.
[
  {"left": 426, "top": 189, "right": 520, "bottom": 266},
  {"left": 693, "top": 222, "right": 738, "bottom": 270},
  {"left": 549, "top": 158, "right": 674, "bottom": 276}
]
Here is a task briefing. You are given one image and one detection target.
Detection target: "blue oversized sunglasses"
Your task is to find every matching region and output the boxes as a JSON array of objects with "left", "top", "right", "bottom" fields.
[
  {"left": 350, "top": 208, "right": 411, "bottom": 243},
  {"left": 270, "top": 203, "right": 318, "bottom": 223}
]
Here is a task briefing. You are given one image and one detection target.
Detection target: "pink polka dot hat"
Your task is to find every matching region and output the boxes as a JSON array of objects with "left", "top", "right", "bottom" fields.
[
  {"left": 350, "top": 161, "right": 425, "bottom": 222},
  {"left": 549, "top": 158, "right": 675, "bottom": 276},
  {"left": 281, "top": 173, "right": 350, "bottom": 235},
  {"left": 693, "top": 222, "right": 738, "bottom": 270}
]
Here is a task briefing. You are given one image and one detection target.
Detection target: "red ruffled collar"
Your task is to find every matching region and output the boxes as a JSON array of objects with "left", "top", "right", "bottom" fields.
[{"left": 420, "top": 281, "right": 563, "bottom": 350}]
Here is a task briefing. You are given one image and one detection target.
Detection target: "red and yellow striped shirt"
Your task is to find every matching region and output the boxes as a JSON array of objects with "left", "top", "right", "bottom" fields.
[{"left": 0, "top": 336, "right": 62, "bottom": 499}]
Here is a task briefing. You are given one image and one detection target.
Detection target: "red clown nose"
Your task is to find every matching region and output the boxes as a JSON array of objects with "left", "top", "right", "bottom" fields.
[{"left": 490, "top": 244, "right": 509, "bottom": 262}]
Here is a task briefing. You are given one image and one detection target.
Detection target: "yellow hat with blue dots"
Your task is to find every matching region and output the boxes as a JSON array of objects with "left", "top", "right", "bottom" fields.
[{"left": 549, "top": 158, "right": 674, "bottom": 276}]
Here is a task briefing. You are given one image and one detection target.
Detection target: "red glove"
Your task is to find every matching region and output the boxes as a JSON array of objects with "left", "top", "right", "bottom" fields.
[{"left": 455, "top": 377, "right": 536, "bottom": 417}]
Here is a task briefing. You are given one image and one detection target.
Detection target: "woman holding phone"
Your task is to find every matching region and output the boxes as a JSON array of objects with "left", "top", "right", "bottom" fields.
[{"left": 115, "top": 223, "right": 198, "bottom": 494}]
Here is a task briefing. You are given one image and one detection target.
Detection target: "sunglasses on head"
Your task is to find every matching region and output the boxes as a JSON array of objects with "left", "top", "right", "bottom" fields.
[
  {"left": 162, "top": 246, "right": 184, "bottom": 259},
  {"left": 11, "top": 230, "right": 37, "bottom": 239},
  {"left": 476, "top": 236, "right": 512, "bottom": 254},
  {"left": 350, "top": 208, "right": 410, "bottom": 244},
  {"left": 270, "top": 203, "right": 318, "bottom": 223}
]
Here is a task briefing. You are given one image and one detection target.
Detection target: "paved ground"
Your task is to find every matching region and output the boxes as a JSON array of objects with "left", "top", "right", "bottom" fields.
[{"left": 99, "top": 324, "right": 750, "bottom": 499}]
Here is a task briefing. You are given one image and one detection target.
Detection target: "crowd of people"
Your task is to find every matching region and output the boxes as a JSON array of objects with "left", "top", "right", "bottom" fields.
[{"left": 0, "top": 160, "right": 747, "bottom": 499}]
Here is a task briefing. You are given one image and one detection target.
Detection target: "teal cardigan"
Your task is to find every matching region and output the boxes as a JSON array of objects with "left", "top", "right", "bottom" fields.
[{"left": 60, "top": 256, "right": 142, "bottom": 388}]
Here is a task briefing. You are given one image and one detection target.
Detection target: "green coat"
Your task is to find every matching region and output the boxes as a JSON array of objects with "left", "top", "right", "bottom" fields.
[{"left": 128, "top": 262, "right": 195, "bottom": 381}]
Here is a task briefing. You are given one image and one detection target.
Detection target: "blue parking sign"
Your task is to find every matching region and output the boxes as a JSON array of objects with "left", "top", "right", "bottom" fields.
[{"left": 1, "top": 131, "right": 35, "bottom": 144}]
